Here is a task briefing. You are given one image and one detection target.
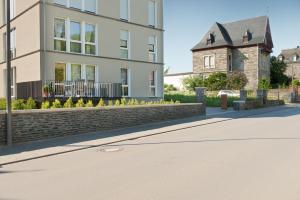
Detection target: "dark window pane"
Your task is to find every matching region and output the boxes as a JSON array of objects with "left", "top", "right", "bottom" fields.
[
  {"left": 85, "top": 44, "right": 96, "bottom": 55},
  {"left": 70, "top": 42, "right": 81, "bottom": 53},
  {"left": 54, "top": 40, "right": 66, "bottom": 51},
  {"left": 55, "top": 63, "right": 66, "bottom": 82}
]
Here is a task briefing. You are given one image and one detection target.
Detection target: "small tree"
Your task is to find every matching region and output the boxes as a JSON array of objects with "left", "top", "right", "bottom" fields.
[
  {"left": 226, "top": 72, "right": 248, "bottom": 90},
  {"left": 76, "top": 98, "right": 85, "bottom": 108},
  {"left": 270, "top": 56, "right": 290, "bottom": 87},
  {"left": 258, "top": 78, "right": 271, "bottom": 90},
  {"left": 204, "top": 72, "right": 227, "bottom": 91},
  {"left": 182, "top": 75, "right": 204, "bottom": 91}
]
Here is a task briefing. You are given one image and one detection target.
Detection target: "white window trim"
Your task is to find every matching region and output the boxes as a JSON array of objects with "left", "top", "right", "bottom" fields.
[
  {"left": 203, "top": 55, "right": 215, "bottom": 69},
  {"left": 148, "top": 0, "right": 157, "bottom": 28},
  {"left": 149, "top": 70, "right": 157, "bottom": 97},
  {"left": 4, "top": 0, "right": 16, "bottom": 20},
  {"left": 121, "top": 68, "right": 131, "bottom": 97},
  {"left": 149, "top": 36, "right": 157, "bottom": 62},
  {"left": 54, "top": 18, "right": 98, "bottom": 56},
  {"left": 120, "top": 0, "right": 130, "bottom": 21},
  {"left": 54, "top": 0, "right": 98, "bottom": 14},
  {"left": 120, "top": 30, "right": 130, "bottom": 59}
]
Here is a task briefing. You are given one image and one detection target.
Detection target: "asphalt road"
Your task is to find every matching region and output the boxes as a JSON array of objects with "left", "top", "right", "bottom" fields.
[{"left": 1, "top": 106, "right": 300, "bottom": 200}]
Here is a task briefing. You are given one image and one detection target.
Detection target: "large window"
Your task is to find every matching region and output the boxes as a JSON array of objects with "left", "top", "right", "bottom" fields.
[
  {"left": 148, "top": 36, "right": 157, "bottom": 62},
  {"left": 149, "top": 70, "right": 156, "bottom": 97},
  {"left": 54, "top": 0, "right": 97, "bottom": 13},
  {"left": 86, "top": 65, "right": 96, "bottom": 81},
  {"left": 120, "top": 30, "right": 129, "bottom": 59},
  {"left": 120, "top": 0, "right": 129, "bottom": 21},
  {"left": 85, "top": 24, "right": 96, "bottom": 55},
  {"left": 70, "top": 21, "right": 82, "bottom": 53},
  {"left": 54, "top": 18, "right": 66, "bottom": 52},
  {"left": 121, "top": 68, "right": 129, "bottom": 97},
  {"left": 204, "top": 55, "right": 215, "bottom": 69},
  {"left": 54, "top": 19, "right": 97, "bottom": 55},
  {"left": 148, "top": 0, "right": 156, "bottom": 27}
]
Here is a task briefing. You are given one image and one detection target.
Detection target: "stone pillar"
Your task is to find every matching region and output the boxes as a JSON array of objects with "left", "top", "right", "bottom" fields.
[
  {"left": 240, "top": 90, "right": 247, "bottom": 101},
  {"left": 195, "top": 87, "right": 206, "bottom": 104},
  {"left": 221, "top": 94, "right": 228, "bottom": 110},
  {"left": 256, "top": 89, "right": 267, "bottom": 105}
]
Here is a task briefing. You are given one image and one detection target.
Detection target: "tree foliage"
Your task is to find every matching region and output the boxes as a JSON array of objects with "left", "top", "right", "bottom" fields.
[
  {"left": 226, "top": 72, "right": 248, "bottom": 90},
  {"left": 204, "top": 72, "right": 227, "bottom": 91},
  {"left": 164, "top": 84, "right": 177, "bottom": 92},
  {"left": 258, "top": 78, "right": 271, "bottom": 90},
  {"left": 182, "top": 75, "right": 204, "bottom": 91},
  {"left": 270, "top": 56, "right": 290, "bottom": 87}
]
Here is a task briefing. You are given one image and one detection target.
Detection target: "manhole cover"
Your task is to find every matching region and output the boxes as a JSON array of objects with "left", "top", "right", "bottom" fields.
[{"left": 98, "top": 147, "right": 123, "bottom": 153}]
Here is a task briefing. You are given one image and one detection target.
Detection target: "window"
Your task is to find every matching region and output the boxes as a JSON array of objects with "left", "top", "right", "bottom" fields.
[
  {"left": 148, "top": 0, "right": 156, "bottom": 27},
  {"left": 4, "top": 0, "right": 16, "bottom": 20},
  {"left": 148, "top": 36, "right": 157, "bottom": 62},
  {"left": 54, "top": 19, "right": 97, "bottom": 55},
  {"left": 85, "top": 24, "right": 96, "bottom": 55},
  {"left": 204, "top": 55, "right": 215, "bottom": 68},
  {"left": 70, "top": 0, "right": 81, "bottom": 10},
  {"left": 54, "top": 0, "right": 67, "bottom": 6},
  {"left": 54, "top": 18, "right": 66, "bottom": 51},
  {"left": 228, "top": 54, "right": 232, "bottom": 71},
  {"left": 71, "top": 64, "right": 82, "bottom": 81},
  {"left": 121, "top": 68, "right": 129, "bottom": 97},
  {"left": 120, "top": 0, "right": 129, "bottom": 21},
  {"left": 86, "top": 65, "right": 96, "bottom": 81},
  {"left": 293, "top": 55, "right": 297, "bottom": 62},
  {"left": 55, "top": 63, "right": 66, "bottom": 82},
  {"left": 207, "top": 33, "right": 215, "bottom": 45},
  {"left": 70, "top": 21, "right": 82, "bottom": 53},
  {"left": 84, "top": 0, "right": 97, "bottom": 13},
  {"left": 120, "top": 30, "right": 129, "bottom": 59},
  {"left": 54, "top": 0, "right": 97, "bottom": 13},
  {"left": 149, "top": 70, "right": 156, "bottom": 96},
  {"left": 3, "top": 28, "right": 16, "bottom": 60}
]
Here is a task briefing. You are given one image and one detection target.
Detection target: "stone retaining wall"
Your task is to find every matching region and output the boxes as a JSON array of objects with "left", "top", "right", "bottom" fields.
[{"left": 0, "top": 103, "right": 205, "bottom": 145}]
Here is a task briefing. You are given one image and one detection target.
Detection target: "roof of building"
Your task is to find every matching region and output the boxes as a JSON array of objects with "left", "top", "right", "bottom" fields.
[
  {"left": 164, "top": 72, "right": 194, "bottom": 77},
  {"left": 192, "top": 16, "right": 273, "bottom": 51},
  {"left": 279, "top": 47, "right": 300, "bottom": 58}
]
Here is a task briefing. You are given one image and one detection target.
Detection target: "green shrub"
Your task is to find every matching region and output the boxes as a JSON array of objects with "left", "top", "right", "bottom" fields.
[
  {"left": 51, "top": 99, "right": 62, "bottom": 109},
  {"left": 24, "top": 97, "right": 37, "bottom": 110},
  {"left": 12, "top": 99, "right": 25, "bottom": 110},
  {"left": 292, "top": 79, "right": 300, "bottom": 86},
  {"left": 0, "top": 98, "right": 6, "bottom": 110},
  {"left": 164, "top": 93, "right": 197, "bottom": 103},
  {"left": 86, "top": 100, "right": 94, "bottom": 107},
  {"left": 114, "top": 99, "right": 120, "bottom": 106},
  {"left": 108, "top": 100, "right": 113, "bottom": 106},
  {"left": 258, "top": 78, "right": 271, "bottom": 90},
  {"left": 64, "top": 97, "right": 74, "bottom": 108},
  {"left": 121, "top": 98, "right": 127, "bottom": 106},
  {"left": 204, "top": 72, "right": 227, "bottom": 91},
  {"left": 97, "top": 98, "right": 105, "bottom": 107},
  {"left": 41, "top": 101, "right": 50, "bottom": 109},
  {"left": 182, "top": 75, "right": 204, "bottom": 91},
  {"left": 226, "top": 72, "right": 248, "bottom": 90},
  {"left": 76, "top": 98, "right": 85, "bottom": 108},
  {"left": 164, "top": 84, "right": 177, "bottom": 92},
  {"left": 140, "top": 100, "right": 146, "bottom": 105}
]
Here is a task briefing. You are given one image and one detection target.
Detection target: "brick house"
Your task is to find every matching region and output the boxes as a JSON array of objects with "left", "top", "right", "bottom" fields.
[
  {"left": 278, "top": 47, "right": 300, "bottom": 80},
  {"left": 191, "top": 16, "right": 274, "bottom": 89}
]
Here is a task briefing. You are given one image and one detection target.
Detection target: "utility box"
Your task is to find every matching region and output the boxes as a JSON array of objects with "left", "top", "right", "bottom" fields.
[{"left": 221, "top": 94, "right": 228, "bottom": 110}]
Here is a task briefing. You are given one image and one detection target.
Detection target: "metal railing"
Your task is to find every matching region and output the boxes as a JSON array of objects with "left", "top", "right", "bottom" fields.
[{"left": 45, "top": 81, "right": 122, "bottom": 98}]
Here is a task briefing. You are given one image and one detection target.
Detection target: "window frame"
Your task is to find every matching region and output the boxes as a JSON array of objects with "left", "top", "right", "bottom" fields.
[
  {"left": 203, "top": 55, "right": 215, "bottom": 69},
  {"left": 148, "top": 36, "right": 157, "bottom": 62},
  {"left": 148, "top": 0, "right": 157, "bottom": 28},
  {"left": 120, "top": 0, "right": 130, "bottom": 21},
  {"left": 120, "top": 30, "right": 130, "bottom": 59},
  {"left": 54, "top": 0, "right": 97, "bottom": 14},
  {"left": 149, "top": 70, "right": 157, "bottom": 97},
  {"left": 84, "top": 23, "right": 97, "bottom": 55},
  {"left": 54, "top": 18, "right": 67, "bottom": 52},
  {"left": 121, "top": 68, "right": 130, "bottom": 97},
  {"left": 228, "top": 53, "right": 233, "bottom": 72},
  {"left": 69, "top": 20, "right": 82, "bottom": 53}
]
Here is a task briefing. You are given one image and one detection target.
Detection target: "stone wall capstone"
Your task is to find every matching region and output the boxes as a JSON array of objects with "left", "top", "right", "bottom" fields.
[{"left": 0, "top": 104, "right": 205, "bottom": 145}]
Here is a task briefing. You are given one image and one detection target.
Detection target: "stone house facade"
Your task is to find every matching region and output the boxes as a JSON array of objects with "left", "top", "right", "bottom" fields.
[
  {"left": 279, "top": 47, "right": 300, "bottom": 80},
  {"left": 192, "top": 16, "right": 273, "bottom": 89}
]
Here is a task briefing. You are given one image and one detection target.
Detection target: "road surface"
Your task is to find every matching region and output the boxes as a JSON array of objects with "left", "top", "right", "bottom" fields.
[{"left": 1, "top": 106, "right": 300, "bottom": 200}]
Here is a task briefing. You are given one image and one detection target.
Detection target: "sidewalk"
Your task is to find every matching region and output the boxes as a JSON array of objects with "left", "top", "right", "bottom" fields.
[{"left": 0, "top": 105, "right": 296, "bottom": 166}]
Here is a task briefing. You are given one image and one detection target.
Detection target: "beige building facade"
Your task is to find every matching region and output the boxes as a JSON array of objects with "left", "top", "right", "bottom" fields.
[
  {"left": 0, "top": 0, "right": 164, "bottom": 99},
  {"left": 279, "top": 47, "right": 300, "bottom": 80}
]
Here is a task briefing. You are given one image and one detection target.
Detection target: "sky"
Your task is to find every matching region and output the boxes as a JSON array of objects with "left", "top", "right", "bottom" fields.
[{"left": 164, "top": 0, "right": 300, "bottom": 74}]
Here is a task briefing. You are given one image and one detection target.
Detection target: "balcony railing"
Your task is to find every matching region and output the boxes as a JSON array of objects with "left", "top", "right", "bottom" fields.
[{"left": 45, "top": 81, "right": 122, "bottom": 98}]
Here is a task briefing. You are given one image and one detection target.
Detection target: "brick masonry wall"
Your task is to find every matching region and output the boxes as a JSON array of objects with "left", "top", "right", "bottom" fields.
[{"left": 0, "top": 104, "right": 205, "bottom": 145}]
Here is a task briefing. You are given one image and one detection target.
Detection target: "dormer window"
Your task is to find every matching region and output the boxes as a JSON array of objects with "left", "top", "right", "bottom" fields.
[
  {"left": 207, "top": 33, "right": 215, "bottom": 45},
  {"left": 243, "top": 30, "right": 252, "bottom": 43},
  {"left": 293, "top": 55, "right": 298, "bottom": 62}
]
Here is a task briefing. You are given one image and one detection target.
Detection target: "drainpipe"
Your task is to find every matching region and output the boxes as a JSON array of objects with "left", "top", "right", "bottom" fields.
[{"left": 5, "top": 0, "right": 12, "bottom": 146}]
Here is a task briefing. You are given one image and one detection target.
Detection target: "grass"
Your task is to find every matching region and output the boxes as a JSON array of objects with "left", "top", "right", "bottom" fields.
[{"left": 164, "top": 92, "right": 239, "bottom": 107}]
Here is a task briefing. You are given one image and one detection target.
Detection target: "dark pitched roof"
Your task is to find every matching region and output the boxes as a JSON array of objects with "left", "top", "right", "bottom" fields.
[
  {"left": 192, "top": 16, "right": 273, "bottom": 51},
  {"left": 279, "top": 47, "right": 300, "bottom": 58}
]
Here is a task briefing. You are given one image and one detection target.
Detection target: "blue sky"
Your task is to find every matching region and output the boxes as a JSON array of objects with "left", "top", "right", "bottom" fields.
[{"left": 164, "top": 0, "right": 300, "bottom": 73}]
